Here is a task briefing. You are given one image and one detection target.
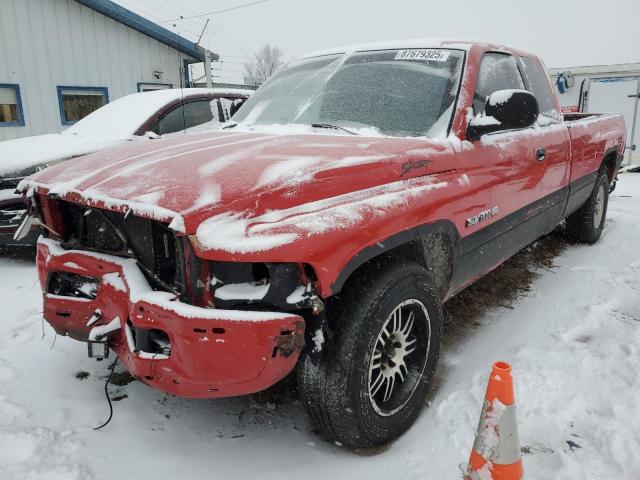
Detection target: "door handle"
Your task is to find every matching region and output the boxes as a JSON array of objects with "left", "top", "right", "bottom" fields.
[{"left": 535, "top": 147, "right": 546, "bottom": 161}]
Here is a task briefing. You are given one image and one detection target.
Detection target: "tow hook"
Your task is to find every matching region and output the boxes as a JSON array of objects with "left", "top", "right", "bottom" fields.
[
  {"left": 310, "top": 295, "right": 325, "bottom": 315},
  {"left": 277, "top": 320, "right": 306, "bottom": 357}
]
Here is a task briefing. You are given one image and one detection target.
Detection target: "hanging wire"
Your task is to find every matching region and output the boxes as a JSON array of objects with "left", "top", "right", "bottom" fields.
[
  {"left": 157, "top": 0, "right": 270, "bottom": 23},
  {"left": 94, "top": 358, "right": 118, "bottom": 431}
]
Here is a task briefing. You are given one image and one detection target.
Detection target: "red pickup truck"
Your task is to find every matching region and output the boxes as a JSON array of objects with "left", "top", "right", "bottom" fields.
[{"left": 19, "top": 40, "right": 625, "bottom": 448}]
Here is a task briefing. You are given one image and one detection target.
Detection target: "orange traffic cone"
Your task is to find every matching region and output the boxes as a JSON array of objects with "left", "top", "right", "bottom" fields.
[{"left": 462, "top": 361, "right": 523, "bottom": 480}]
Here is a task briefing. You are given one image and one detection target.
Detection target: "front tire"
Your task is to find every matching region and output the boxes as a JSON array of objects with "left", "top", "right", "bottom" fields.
[
  {"left": 565, "top": 168, "right": 609, "bottom": 244},
  {"left": 298, "top": 261, "right": 443, "bottom": 448}
]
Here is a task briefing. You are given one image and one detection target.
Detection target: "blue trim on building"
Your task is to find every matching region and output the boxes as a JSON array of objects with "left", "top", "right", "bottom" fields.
[
  {"left": 0, "top": 83, "right": 26, "bottom": 127},
  {"left": 75, "top": 0, "right": 215, "bottom": 63},
  {"left": 56, "top": 86, "right": 109, "bottom": 125},
  {"left": 137, "top": 82, "right": 173, "bottom": 92}
]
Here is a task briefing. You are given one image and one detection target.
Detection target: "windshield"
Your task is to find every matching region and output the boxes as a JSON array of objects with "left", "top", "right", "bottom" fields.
[{"left": 233, "top": 48, "right": 465, "bottom": 138}]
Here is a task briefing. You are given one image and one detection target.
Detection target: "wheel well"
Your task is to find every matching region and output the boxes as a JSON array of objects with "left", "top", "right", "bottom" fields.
[
  {"left": 336, "top": 232, "right": 455, "bottom": 302},
  {"left": 602, "top": 151, "right": 617, "bottom": 182}
]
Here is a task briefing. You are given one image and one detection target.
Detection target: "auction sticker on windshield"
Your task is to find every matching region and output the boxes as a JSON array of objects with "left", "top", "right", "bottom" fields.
[{"left": 394, "top": 49, "right": 450, "bottom": 62}]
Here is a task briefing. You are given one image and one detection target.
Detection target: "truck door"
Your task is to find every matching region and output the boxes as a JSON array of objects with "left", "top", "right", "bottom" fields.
[
  {"left": 451, "top": 52, "right": 569, "bottom": 291},
  {"left": 519, "top": 56, "right": 572, "bottom": 206},
  {"left": 470, "top": 53, "right": 570, "bottom": 221}
]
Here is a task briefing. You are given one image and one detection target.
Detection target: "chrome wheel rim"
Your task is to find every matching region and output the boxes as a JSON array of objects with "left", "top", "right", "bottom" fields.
[
  {"left": 594, "top": 184, "right": 605, "bottom": 228},
  {"left": 367, "top": 299, "right": 430, "bottom": 417}
]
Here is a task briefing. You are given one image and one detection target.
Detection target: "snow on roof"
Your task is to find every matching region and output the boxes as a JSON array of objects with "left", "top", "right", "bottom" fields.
[{"left": 65, "top": 88, "right": 249, "bottom": 139}]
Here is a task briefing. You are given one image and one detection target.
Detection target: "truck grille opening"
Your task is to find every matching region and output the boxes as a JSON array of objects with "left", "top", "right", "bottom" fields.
[
  {"left": 48, "top": 271, "right": 99, "bottom": 300},
  {"left": 58, "top": 202, "right": 185, "bottom": 293},
  {"left": 128, "top": 321, "right": 171, "bottom": 357}
]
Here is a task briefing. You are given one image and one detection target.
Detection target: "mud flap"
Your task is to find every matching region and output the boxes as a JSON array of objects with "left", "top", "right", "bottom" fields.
[{"left": 303, "top": 312, "right": 329, "bottom": 366}]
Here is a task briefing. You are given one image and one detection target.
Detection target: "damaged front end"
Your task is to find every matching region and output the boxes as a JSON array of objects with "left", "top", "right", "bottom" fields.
[{"left": 34, "top": 196, "right": 316, "bottom": 399}]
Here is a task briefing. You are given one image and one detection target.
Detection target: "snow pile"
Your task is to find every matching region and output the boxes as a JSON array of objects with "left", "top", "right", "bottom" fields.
[
  {"left": 195, "top": 212, "right": 299, "bottom": 253},
  {"left": 102, "top": 272, "right": 126, "bottom": 292},
  {"left": 487, "top": 89, "right": 520, "bottom": 106},
  {"left": 88, "top": 317, "right": 121, "bottom": 341},
  {"left": 214, "top": 283, "right": 270, "bottom": 301},
  {"left": 312, "top": 329, "right": 325, "bottom": 353}
]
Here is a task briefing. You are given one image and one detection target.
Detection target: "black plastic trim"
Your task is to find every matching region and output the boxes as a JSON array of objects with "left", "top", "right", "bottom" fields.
[{"left": 329, "top": 220, "right": 460, "bottom": 294}]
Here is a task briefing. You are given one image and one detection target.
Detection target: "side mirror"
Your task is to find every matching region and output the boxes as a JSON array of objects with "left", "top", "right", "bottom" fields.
[{"left": 467, "top": 89, "right": 539, "bottom": 140}]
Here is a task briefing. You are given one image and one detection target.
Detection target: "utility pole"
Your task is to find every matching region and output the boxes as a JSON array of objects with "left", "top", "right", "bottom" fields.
[
  {"left": 204, "top": 50, "right": 213, "bottom": 88},
  {"left": 197, "top": 18, "right": 213, "bottom": 88}
]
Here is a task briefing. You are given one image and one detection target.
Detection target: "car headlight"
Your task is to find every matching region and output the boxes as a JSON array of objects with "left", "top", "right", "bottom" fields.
[
  {"left": 0, "top": 176, "right": 24, "bottom": 190},
  {"left": 0, "top": 158, "right": 69, "bottom": 191}
]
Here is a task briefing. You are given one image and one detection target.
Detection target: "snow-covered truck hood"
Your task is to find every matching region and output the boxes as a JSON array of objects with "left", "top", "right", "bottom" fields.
[
  {"left": 23, "top": 129, "right": 460, "bottom": 239},
  {"left": 0, "top": 133, "right": 131, "bottom": 177}
]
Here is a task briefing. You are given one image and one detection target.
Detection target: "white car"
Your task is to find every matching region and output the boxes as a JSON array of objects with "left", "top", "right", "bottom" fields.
[{"left": 0, "top": 88, "right": 251, "bottom": 246}]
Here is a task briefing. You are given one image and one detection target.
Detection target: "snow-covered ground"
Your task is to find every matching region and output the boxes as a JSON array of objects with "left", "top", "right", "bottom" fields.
[{"left": 1, "top": 174, "right": 639, "bottom": 480}]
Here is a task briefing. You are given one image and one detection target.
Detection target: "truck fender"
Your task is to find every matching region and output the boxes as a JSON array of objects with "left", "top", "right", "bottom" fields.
[{"left": 329, "top": 219, "right": 460, "bottom": 299}]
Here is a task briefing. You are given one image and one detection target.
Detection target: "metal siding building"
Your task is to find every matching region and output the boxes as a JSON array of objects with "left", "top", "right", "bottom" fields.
[{"left": 0, "top": 0, "right": 206, "bottom": 141}]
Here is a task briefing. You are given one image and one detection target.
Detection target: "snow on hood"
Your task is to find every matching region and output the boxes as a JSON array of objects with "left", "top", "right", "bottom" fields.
[
  {"left": 23, "top": 129, "right": 460, "bottom": 235},
  {"left": 0, "top": 134, "right": 129, "bottom": 177}
]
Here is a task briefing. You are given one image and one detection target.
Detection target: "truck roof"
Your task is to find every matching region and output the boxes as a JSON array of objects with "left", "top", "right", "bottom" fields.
[{"left": 302, "top": 38, "right": 538, "bottom": 60}]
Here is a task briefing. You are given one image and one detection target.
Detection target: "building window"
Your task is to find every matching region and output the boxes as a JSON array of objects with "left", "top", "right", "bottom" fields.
[
  {"left": 57, "top": 86, "right": 109, "bottom": 125},
  {"left": 137, "top": 83, "right": 173, "bottom": 92},
  {"left": 0, "top": 83, "right": 25, "bottom": 126}
]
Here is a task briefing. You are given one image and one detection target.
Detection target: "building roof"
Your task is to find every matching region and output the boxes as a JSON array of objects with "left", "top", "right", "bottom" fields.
[
  {"left": 76, "top": 0, "right": 218, "bottom": 63},
  {"left": 548, "top": 63, "right": 640, "bottom": 78}
]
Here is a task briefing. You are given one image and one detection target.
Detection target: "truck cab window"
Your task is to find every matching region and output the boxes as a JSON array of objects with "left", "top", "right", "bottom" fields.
[
  {"left": 520, "top": 56, "right": 558, "bottom": 122},
  {"left": 473, "top": 53, "right": 525, "bottom": 115}
]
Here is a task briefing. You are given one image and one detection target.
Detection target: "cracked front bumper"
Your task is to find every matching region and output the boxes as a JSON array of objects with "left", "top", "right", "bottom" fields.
[{"left": 37, "top": 238, "right": 305, "bottom": 398}]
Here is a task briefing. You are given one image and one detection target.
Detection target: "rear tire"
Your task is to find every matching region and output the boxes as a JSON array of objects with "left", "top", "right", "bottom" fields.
[
  {"left": 565, "top": 168, "right": 609, "bottom": 244},
  {"left": 298, "top": 260, "right": 443, "bottom": 448}
]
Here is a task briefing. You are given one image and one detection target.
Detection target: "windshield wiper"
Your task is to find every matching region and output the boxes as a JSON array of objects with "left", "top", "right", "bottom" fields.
[
  {"left": 311, "top": 123, "right": 358, "bottom": 135},
  {"left": 222, "top": 123, "right": 238, "bottom": 130}
]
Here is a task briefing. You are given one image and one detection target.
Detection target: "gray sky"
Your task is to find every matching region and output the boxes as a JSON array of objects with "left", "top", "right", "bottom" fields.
[{"left": 116, "top": 0, "right": 639, "bottom": 84}]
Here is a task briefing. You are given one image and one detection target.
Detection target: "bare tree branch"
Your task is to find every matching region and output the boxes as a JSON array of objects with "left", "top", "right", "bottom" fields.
[{"left": 244, "top": 44, "right": 284, "bottom": 85}]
